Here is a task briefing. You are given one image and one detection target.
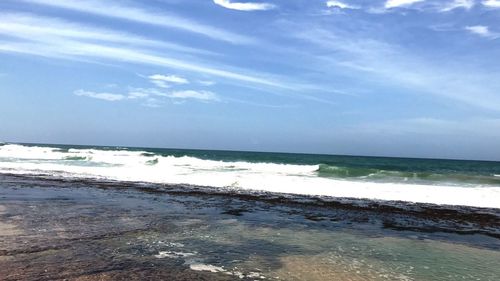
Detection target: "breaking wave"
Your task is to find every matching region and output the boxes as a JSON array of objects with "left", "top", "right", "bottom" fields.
[{"left": 1, "top": 143, "right": 500, "bottom": 208}]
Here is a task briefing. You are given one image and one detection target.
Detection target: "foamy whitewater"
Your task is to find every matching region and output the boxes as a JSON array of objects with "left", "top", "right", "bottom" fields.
[{"left": 1, "top": 143, "right": 499, "bottom": 208}]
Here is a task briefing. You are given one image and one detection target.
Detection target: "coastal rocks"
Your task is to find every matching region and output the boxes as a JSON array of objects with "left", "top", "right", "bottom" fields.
[{"left": 1, "top": 174, "right": 500, "bottom": 280}]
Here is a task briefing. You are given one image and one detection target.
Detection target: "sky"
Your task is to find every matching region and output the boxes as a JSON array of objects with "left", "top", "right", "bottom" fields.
[{"left": 1, "top": 0, "right": 500, "bottom": 160}]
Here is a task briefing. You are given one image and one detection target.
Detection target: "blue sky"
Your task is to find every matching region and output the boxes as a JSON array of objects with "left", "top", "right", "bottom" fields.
[{"left": 1, "top": 0, "right": 500, "bottom": 160}]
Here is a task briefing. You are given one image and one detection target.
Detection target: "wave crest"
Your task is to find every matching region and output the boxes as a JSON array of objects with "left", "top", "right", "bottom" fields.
[{"left": 1, "top": 144, "right": 500, "bottom": 208}]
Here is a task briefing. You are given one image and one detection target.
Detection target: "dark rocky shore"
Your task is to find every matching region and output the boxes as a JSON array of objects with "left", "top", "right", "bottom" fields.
[{"left": 1, "top": 173, "right": 499, "bottom": 280}]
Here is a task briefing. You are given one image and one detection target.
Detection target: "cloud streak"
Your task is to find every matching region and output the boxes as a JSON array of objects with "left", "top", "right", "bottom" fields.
[
  {"left": 385, "top": 0, "right": 425, "bottom": 9},
  {"left": 74, "top": 90, "right": 125, "bottom": 101},
  {"left": 75, "top": 87, "right": 220, "bottom": 104},
  {"left": 148, "top": 74, "right": 189, "bottom": 88},
  {"left": 290, "top": 26, "right": 500, "bottom": 111},
  {"left": 483, "top": 0, "right": 500, "bottom": 7},
  {"left": 168, "top": 90, "right": 220, "bottom": 102},
  {"left": 326, "top": 1, "right": 359, "bottom": 9},
  {"left": 23, "top": 0, "right": 255, "bottom": 44},
  {"left": 465, "top": 25, "right": 498, "bottom": 39},
  {"left": 198, "top": 80, "right": 216, "bottom": 86},
  {"left": 440, "top": 0, "right": 475, "bottom": 11},
  {"left": 213, "top": 0, "right": 276, "bottom": 11},
  {"left": 0, "top": 14, "right": 288, "bottom": 89},
  {"left": 0, "top": 13, "right": 215, "bottom": 56}
]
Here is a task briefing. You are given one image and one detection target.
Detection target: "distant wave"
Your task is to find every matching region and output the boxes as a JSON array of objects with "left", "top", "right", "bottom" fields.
[
  {"left": 1, "top": 143, "right": 500, "bottom": 208},
  {"left": 317, "top": 163, "right": 500, "bottom": 185},
  {"left": 63, "top": 156, "right": 90, "bottom": 161}
]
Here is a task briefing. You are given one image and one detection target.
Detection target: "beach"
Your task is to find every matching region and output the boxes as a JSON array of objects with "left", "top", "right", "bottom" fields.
[
  {"left": 1, "top": 173, "right": 499, "bottom": 280},
  {"left": 2, "top": 0, "right": 500, "bottom": 279}
]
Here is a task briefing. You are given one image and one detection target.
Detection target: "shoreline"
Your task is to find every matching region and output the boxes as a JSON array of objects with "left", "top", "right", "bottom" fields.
[
  {"left": 2, "top": 171, "right": 500, "bottom": 210},
  {"left": 2, "top": 172, "right": 499, "bottom": 239},
  {"left": 2, "top": 168, "right": 500, "bottom": 209},
  {"left": 1, "top": 173, "right": 500, "bottom": 280}
]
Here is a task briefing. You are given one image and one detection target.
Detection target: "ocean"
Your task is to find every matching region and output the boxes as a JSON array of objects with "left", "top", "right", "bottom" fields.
[
  {"left": 1, "top": 142, "right": 500, "bottom": 280},
  {"left": 1, "top": 142, "right": 499, "bottom": 208}
]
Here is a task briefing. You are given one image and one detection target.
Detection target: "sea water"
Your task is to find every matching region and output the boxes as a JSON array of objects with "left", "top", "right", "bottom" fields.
[{"left": 0, "top": 142, "right": 499, "bottom": 208}]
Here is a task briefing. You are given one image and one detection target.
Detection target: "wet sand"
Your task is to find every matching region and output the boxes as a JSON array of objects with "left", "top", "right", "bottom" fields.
[
  {"left": 1, "top": 173, "right": 499, "bottom": 280},
  {"left": 0, "top": 205, "right": 21, "bottom": 237}
]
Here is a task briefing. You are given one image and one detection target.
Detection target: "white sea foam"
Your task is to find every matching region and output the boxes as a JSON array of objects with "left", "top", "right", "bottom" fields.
[
  {"left": 1, "top": 144, "right": 500, "bottom": 208},
  {"left": 155, "top": 251, "right": 196, "bottom": 259},
  {"left": 189, "top": 263, "right": 226, "bottom": 273}
]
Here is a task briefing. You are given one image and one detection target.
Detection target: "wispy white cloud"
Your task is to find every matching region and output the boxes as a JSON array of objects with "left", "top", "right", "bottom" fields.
[
  {"left": 167, "top": 90, "right": 220, "bottom": 102},
  {"left": 126, "top": 87, "right": 220, "bottom": 102},
  {"left": 0, "top": 12, "right": 325, "bottom": 104},
  {"left": 0, "top": 27, "right": 286, "bottom": 89},
  {"left": 378, "top": 0, "right": 475, "bottom": 13},
  {"left": 198, "top": 80, "right": 216, "bottom": 86},
  {"left": 85, "top": 87, "right": 221, "bottom": 104},
  {"left": 440, "top": 0, "right": 475, "bottom": 11},
  {"left": 213, "top": 0, "right": 276, "bottom": 11},
  {"left": 22, "top": 0, "right": 255, "bottom": 44},
  {"left": 127, "top": 87, "right": 164, "bottom": 97},
  {"left": 74, "top": 89, "right": 125, "bottom": 101},
  {"left": 149, "top": 80, "right": 170, "bottom": 89},
  {"left": 127, "top": 91, "right": 150, "bottom": 99},
  {"left": 465, "top": 25, "right": 489, "bottom": 35},
  {"left": 465, "top": 25, "right": 498, "bottom": 38},
  {"left": 482, "top": 0, "right": 500, "bottom": 7},
  {"left": 76, "top": 88, "right": 153, "bottom": 101},
  {"left": 148, "top": 74, "right": 188, "bottom": 88},
  {"left": 326, "top": 1, "right": 359, "bottom": 9},
  {"left": 0, "top": 13, "right": 214, "bottom": 56},
  {"left": 149, "top": 75, "right": 189, "bottom": 84},
  {"left": 290, "top": 26, "right": 500, "bottom": 111},
  {"left": 385, "top": 0, "right": 425, "bottom": 9}
]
